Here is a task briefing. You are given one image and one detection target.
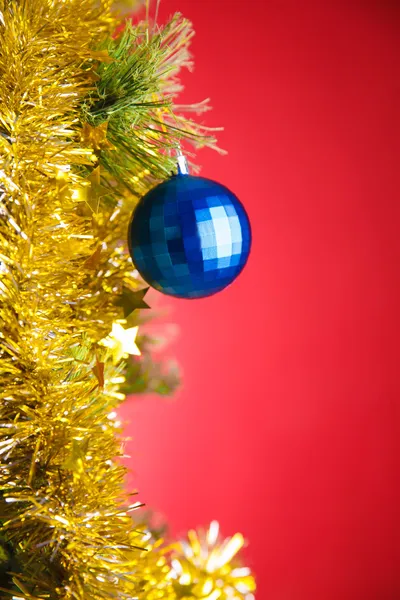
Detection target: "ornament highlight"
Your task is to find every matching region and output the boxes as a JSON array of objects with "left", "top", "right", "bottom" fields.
[{"left": 128, "top": 157, "right": 251, "bottom": 299}]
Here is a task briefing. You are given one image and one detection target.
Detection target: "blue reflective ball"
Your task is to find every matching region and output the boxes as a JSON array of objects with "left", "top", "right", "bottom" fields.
[{"left": 128, "top": 174, "right": 251, "bottom": 299}]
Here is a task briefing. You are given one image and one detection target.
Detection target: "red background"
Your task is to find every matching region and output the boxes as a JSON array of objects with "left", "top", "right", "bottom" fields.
[{"left": 120, "top": 2, "right": 399, "bottom": 598}]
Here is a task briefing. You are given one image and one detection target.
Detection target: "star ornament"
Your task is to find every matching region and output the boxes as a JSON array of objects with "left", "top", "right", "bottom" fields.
[
  {"left": 100, "top": 322, "right": 141, "bottom": 364},
  {"left": 115, "top": 286, "right": 150, "bottom": 318},
  {"left": 80, "top": 122, "right": 116, "bottom": 151}
]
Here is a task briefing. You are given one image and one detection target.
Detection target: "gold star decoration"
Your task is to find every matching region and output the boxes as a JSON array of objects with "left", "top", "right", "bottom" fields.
[
  {"left": 84, "top": 245, "right": 103, "bottom": 270},
  {"left": 91, "top": 355, "right": 105, "bottom": 389},
  {"left": 81, "top": 122, "right": 116, "bottom": 151},
  {"left": 115, "top": 286, "right": 150, "bottom": 318},
  {"left": 100, "top": 322, "right": 141, "bottom": 364}
]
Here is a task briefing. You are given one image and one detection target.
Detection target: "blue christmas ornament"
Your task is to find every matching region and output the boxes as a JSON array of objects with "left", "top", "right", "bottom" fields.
[{"left": 128, "top": 156, "right": 251, "bottom": 299}]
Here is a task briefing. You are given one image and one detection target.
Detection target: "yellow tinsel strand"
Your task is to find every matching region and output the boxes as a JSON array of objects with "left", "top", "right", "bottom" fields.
[{"left": 0, "top": 1, "right": 150, "bottom": 597}]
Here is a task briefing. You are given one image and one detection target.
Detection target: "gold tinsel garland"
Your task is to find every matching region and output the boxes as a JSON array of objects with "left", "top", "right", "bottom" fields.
[
  {"left": 169, "top": 522, "right": 256, "bottom": 600},
  {"left": 0, "top": 0, "right": 255, "bottom": 597}
]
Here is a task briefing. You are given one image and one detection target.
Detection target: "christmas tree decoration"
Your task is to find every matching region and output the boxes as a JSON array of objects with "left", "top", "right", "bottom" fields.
[
  {"left": 128, "top": 157, "right": 252, "bottom": 299},
  {"left": 169, "top": 521, "right": 256, "bottom": 600},
  {"left": 0, "top": 0, "right": 255, "bottom": 597}
]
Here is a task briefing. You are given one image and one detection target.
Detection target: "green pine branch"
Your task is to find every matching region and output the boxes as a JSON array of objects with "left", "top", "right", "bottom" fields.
[{"left": 81, "top": 14, "right": 221, "bottom": 193}]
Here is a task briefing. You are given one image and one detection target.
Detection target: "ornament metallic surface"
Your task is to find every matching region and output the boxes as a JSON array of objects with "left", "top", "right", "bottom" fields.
[{"left": 128, "top": 174, "right": 252, "bottom": 298}]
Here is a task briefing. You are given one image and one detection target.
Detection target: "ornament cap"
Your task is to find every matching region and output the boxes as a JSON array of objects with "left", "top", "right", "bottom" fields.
[{"left": 177, "top": 151, "right": 189, "bottom": 175}]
